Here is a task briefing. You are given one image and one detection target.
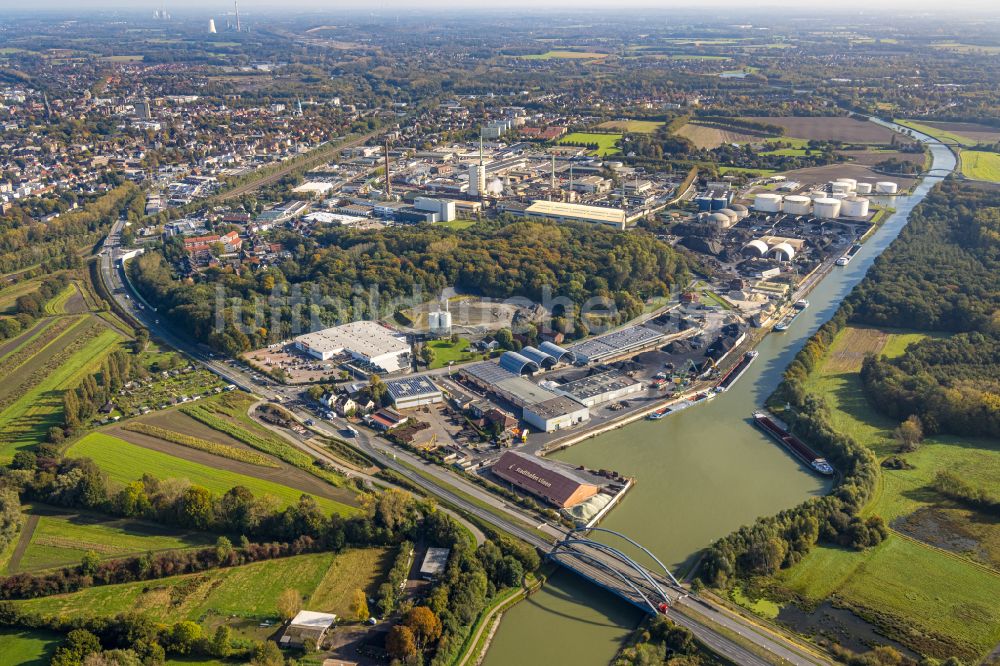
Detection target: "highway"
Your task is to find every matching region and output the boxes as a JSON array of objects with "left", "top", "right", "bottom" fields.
[{"left": 98, "top": 220, "right": 830, "bottom": 666}]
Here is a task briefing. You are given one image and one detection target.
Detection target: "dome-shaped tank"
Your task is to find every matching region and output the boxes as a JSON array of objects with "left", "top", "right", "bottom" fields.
[
  {"left": 841, "top": 196, "right": 870, "bottom": 218},
  {"left": 754, "top": 193, "right": 783, "bottom": 213},
  {"left": 783, "top": 195, "right": 811, "bottom": 216},
  {"left": 875, "top": 181, "right": 898, "bottom": 194},
  {"left": 708, "top": 212, "right": 732, "bottom": 229},
  {"left": 729, "top": 203, "right": 749, "bottom": 219},
  {"left": 813, "top": 197, "right": 842, "bottom": 219},
  {"left": 717, "top": 208, "right": 739, "bottom": 223}
]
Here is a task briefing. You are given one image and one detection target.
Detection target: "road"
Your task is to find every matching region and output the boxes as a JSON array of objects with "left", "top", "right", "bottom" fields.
[{"left": 98, "top": 221, "right": 830, "bottom": 666}]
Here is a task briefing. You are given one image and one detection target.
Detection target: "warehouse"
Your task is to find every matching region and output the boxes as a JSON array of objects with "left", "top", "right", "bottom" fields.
[
  {"left": 569, "top": 324, "right": 667, "bottom": 364},
  {"left": 491, "top": 451, "right": 600, "bottom": 508},
  {"left": 555, "top": 368, "right": 643, "bottom": 407},
  {"left": 523, "top": 396, "right": 590, "bottom": 432},
  {"left": 515, "top": 200, "right": 627, "bottom": 230},
  {"left": 294, "top": 321, "right": 410, "bottom": 372},
  {"left": 385, "top": 376, "right": 443, "bottom": 409}
]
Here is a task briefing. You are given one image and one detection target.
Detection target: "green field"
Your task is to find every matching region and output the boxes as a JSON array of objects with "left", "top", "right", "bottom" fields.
[
  {"left": 0, "top": 629, "right": 62, "bottom": 666},
  {"left": 437, "top": 219, "right": 477, "bottom": 230},
  {"left": 66, "top": 432, "right": 354, "bottom": 515},
  {"left": 557, "top": 132, "right": 622, "bottom": 156},
  {"left": 15, "top": 549, "right": 386, "bottom": 629},
  {"left": 597, "top": 120, "right": 664, "bottom": 134},
  {"left": 961, "top": 151, "right": 1000, "bottom": 183},
  {"left": 774, "top": 324, "right": 1000, "bottom": 660},
  {"left": 425, "top": 337, "right": 476, "bottom": 369},
  {"left": 896, "top": 119, "right": 978, "bottom": 146},
  {"left": 519, "top": 50, "right": 609, "bottom": 60},
  {"left": 14, "top": 506, "right": 215, "bottom": 572}
]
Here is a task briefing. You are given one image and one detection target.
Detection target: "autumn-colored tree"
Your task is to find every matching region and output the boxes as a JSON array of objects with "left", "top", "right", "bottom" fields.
[
  {"left": 403, "top": 606, "right": 442, "bottom": 647},
  {"left": 386, "top": 625, "right": 417, "bottom": 661},
  {"left": 277, "top": 588, "right": 302, "bottom": 622},
  {"left": 350, "top": 588, "right": 369, "bottom": 622}
]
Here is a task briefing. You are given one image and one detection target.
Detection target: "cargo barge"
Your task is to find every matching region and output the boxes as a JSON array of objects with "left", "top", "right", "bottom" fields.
[
  {"left": 647, "top": 391, "right": 715, "bottom": 420},
  {"left": 752, "top": 411, "right": 835, "bottom": 476},
  {"left": 835, "top": 242, "right": 863, "bottom": 267},
  {"left": 715, "top": 351, "right": 758, "bottom": 392}
]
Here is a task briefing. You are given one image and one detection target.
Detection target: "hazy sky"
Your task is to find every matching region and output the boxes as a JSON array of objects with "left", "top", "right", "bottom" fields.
[{"left": 5, "top": 0, "right": 999, "bottom": 12}]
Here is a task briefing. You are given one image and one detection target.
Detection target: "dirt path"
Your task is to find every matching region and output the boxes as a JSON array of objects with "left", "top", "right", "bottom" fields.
[{"left": 7, "top": 513, "right": 40, "bottom": 574}]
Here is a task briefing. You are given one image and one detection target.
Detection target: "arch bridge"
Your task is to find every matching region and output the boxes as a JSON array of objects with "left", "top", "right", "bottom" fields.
[{"left": 548, "top": 527, "right": 686, "bottom": 615}]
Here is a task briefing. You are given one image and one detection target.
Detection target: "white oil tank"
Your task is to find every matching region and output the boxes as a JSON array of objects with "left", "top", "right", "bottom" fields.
[
  {"left": 754, "top": 193, "right": 783, "bottom": 213},
  {"left": 834, "top": 177, "right": 857, "bottom": 190},
  {"left": 811, "top": 192, "right": 829, "bottom": 201},
  {"left": 841, "top": 196, "right": 870, "bottom": 218},
  {"left": 855, "top": 182, "right": 873, "bottom": 195},
  {"left": 875, "top": 181, "right": 898, "bottom": 194},
  {"left": 813, "top": 197, "right": 842, "bottom": 219},
  {"left": 783, "top": 195, "right": 812, "bottom": 215},
  {"left": 830, "top": 181, "right": 852, "bottom": 195}
]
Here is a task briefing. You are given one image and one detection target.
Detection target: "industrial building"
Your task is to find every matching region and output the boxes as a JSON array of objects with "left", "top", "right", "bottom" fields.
[
  {"left": 419, "top": 547, "right": 451, "bottom": 579},
  {"left": 514, "top": 200, "right": 627, "bottom": 230},
  {"left": 553, "top": 368, "right": 644, "bottom": 407},
  {"left": 414, "top": 197, "right": 457, "bottom": 222},
  {"left": 294, "top": 321, "right": 410, "bottom": 372},
  {"left": 460, "top": 362, "right": 590, "bottom": 432},
  {"left": 385, "top": 376, "right": 444, "bottom": 410},
  {"left": 491, "top": 451, "right": 600, "bottom": 508},
  {"left": 569, "top": 324, "right": 669, "bottom": 364}
]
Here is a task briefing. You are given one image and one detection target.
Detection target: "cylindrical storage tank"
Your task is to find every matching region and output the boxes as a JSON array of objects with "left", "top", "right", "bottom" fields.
[
  {"left": 717, "top": 208, "right": 739, "bottom": 224},
  {"left": 783, "top": 195, "right": 812, "bottom": 215},
  {"left": 831, "top": 192, "right": 849, "bottom": 200},
  {"left": 428, "top": 312, "right": 440, "bottom": 331},
  {"left": 696, "top": 195, "right": 713, "bottom": 212},
  {"left": 830, "top": 181, "right": 852, "bottom": 195},
  {"left": 856, "top": 182, "right": 872, "bottom": 195},
  {"left": 811, "top": 192, "right": 829, "bottom": 201},
  {"left": 754, "top": 193, "right": 783, "bottom": 213},
  {"left": 768, "top": 242, "right": 796, "bottom": 262},
  {"left": 875, "top": 181, "right": 898, "bottom": 194},
  {"left": 742, "top": 239, "right": 769, "bottom": 257},
  {"left": 841, "top": 196, "right": 870, "bottom": 218},
  {"left": 711, "top": 196, "right": 728, "bottom": 211},
  {"left": 834, "top": 177, "right": 857, "bottom": 190},
  {"left": 439, "top": 311, "right": 452, "bottom": 330},
  {"left": 729, "top": 203, "right": 749, "bottom": 219},
  {"left": 813, "top": 197, "right": 842, "bottom": 219},
  {"left": 708, "top": 212, "right": 731, "bottom": 230}
]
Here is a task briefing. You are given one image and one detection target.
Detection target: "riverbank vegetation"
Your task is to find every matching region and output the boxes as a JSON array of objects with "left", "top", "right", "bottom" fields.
[{"left": 700, "top": 180, "right": 1000, "bottom": 663}]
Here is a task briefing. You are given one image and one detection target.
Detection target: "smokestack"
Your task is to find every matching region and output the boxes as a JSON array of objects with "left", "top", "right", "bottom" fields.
[
  {"left": 234, "top": 0, "right": 241, "bottom": 32},
  {"left": 384, "top": 141, "right": 392, "bottom": 199},
  {"left": 208, "top": 18, "right": 217, "bottom": 34}
]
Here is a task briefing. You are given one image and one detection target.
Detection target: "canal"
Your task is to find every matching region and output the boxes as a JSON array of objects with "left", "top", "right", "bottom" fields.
[{"left": 483, "top": 126, "right": 956, "bottom": 666}]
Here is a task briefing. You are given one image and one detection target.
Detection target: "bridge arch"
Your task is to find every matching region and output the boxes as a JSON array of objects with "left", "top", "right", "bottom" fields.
[{"left": 570, "top": 526, "right": 682, "bottom": 587}]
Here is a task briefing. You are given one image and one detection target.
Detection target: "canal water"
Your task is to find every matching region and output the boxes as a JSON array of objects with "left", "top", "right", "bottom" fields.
[{"left": 483, "top": 128, "right": 956, "bottom": 666}]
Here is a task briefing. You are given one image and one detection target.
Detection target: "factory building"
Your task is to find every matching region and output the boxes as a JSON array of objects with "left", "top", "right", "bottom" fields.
[
  {"left": 385, "top": 376, "right": 444, "bottom": 410},
  {"left": 294, "top": 321, "right": 410, "bottom": 373},
  {"left": 460, "top": 362, "right": 590, "bottom": 432},
  {"left": 552, "top": 368, "right": 644, "bottom": 408},
  {"left": 415, "top": 197, "right": 457, "bottom": 222},
  {"left": 492, "top": 451, "right": 600, "bottom": 508},
  {"left": 514, "top": 200, "right": 627, "bottom": 230},
  {"left": 569, "top": 324, "right": 669, "bottom": 364}
]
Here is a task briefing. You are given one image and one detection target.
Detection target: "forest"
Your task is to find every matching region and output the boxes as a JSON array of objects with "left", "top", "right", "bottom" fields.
[
  {"left": 132, "top": 218, "right": 688, "bottom": 355},
  {"left": 851, "top": 181, "right": 1000, "bottom": 437}
]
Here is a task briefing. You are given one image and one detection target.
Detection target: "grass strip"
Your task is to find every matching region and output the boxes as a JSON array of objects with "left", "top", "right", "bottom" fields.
[{"left": 122, "top": 422, "right": 280, "bottom": 468}]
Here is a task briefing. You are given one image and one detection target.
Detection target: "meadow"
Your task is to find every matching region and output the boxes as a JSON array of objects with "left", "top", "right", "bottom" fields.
[
  {"left": 425, "top": 337, "right": 476, "bottom": 369},
  {"left": 896, "top": 119, "right": 978, "bottom": 146},
  {"left": 960, "top": 151, "right": 1000, "bottom": 183},
  {"left": 519, "top": 50, "right": 608, "bottom": 60},
  {"left": 15, "top": 549, "right": 388, "bottom": 630},
  {"left": 596, "top": 120, "right": 664, "bottom": 134},
  {"left": 557, "top": 132, "right": 622, "bottom": 156},
  {"left": 0, "top": 629, "right": 62, "bottom": 666},
  {"left": 66, "top": 432, "right": 354, "bottom": 515}
]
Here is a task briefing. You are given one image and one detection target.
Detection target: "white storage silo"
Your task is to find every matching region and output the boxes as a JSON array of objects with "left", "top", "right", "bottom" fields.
[
  {"left": 813, "top": 197, "right": 842, "bottom": 219},
  {"left": 856, "top": 182, "right": 873, "bottom": 195},
  {"left": 783, "top": 195, "right": 812, "bottom": 216},
  {"left": 754, "top": 193, "right": 783, "bottom": 213},
  {"left": 841, "top": 197, "right": 870, "bottom": 218},
  {"left": 831, "top": 192, "right": 848, "bottom": 200},
  {"left": 834, "top": 178, "right": 857, "bottom": 190},
  {"left": 811, "top": 192, "right": 829, "bottom": 201},
  {"left": 875, "top": 181, "right": 898, "bottom": 194},
  {"left": 830, "top": 181, "right": 852, "bottom": 195},
  {"left": 438, "top": 310, "right": 453, "bottom": 332}
]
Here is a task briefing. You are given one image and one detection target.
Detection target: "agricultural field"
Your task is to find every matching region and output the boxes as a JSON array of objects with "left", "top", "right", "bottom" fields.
[
  {"left": 0, "top": 629, "right": 62, "bottom": 666},
  {"left": 961, "top": 151, "right": 1000, "bottom": 183},
  {"left": 675, "top": 122, "right": 758, "bottom": 149},
  {"left": 896, "top": 119, "right": 979, "bottom": 147},
  {"left": 920, "top": 121, "right": 1000, "bottom": 144},
  {"left": 519, "top": 50, "right": 609, "bottom": 60},
  {"left": 596, "top": 119, "right": 663, "bottom": 134},
  {"left": 557, "top": 132, "right": 622, "bottom": 157},
  {"left": 772, "top": 324, "right": 1000, "bottom": 661},
  {"left": 424, "top": 337, "right": 476, "bottom": 369},
  {"left": 14, "top": 549, "right": 388, "bottom": 638},
  {"left": 66, "top": 432, "right": 357, "bottom": 515},
  {"left": 742, "top": 116, "right": 902, "bottom": 144},
  {"left": 8, "top": 504, "right": 214, "bottom": 573}
]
